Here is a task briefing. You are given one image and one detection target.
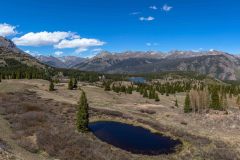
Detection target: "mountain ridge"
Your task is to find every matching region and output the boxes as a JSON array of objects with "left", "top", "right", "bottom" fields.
[
  {"left": 0, "top": 36, "right": 46, "bottom": 69},
  {"left": 69, "top": 50, "right": 240, "bottom": 80},
  {"left": 1, "top": 36, "right": 240, "bottom": 81}
]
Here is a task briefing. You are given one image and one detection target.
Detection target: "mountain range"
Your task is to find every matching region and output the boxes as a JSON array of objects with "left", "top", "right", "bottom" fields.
[
  {"left": 37, "top": 50, "right": 240, "bottom": 81},
  {"left": 36, "top": 55, "right": 85, "bottom": 69},
  {"left": 1, "top": 36, "right": 240, "bottom": 81}
]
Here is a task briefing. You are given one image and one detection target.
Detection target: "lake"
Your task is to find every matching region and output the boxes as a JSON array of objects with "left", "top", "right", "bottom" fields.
[
  {"left": 128, "top": 77, "right": 146, "bottom": 84},
  {"left": 89, "top": 121, "right": 182, "bottom": 155}
]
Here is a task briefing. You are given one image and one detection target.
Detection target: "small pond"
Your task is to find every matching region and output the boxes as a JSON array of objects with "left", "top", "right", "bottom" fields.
[
  {"left": 89, "top": 121, "right": 182, "bottom": 155},
  {"left": 128, "top": 77, "right": 146, "bottom": 84}
]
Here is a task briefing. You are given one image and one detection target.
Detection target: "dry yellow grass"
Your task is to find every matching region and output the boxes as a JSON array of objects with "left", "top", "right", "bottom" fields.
[{"left": 0, "top": 79, "right": 240, "bottom": 159}]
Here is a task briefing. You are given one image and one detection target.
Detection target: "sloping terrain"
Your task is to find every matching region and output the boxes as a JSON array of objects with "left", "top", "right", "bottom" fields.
[
  {"left": 0, "top": 79, "right": 240, "bottom": 159},
  {"left": 0, "top": 36, "right": 45, "bottom": 69}
]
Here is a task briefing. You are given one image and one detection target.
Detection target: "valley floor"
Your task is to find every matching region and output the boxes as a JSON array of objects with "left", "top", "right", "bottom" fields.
[{"left": 0, "top": 79, "right": 240, "bottom": 160}]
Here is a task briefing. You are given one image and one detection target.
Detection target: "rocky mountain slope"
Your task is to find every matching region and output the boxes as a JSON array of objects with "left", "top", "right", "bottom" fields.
[
  {"left": 0, "top": 36, "right": 45, "bottom": 69},
  {"left": 36, "top": 55, "right": 85, "bottom": 69},
  {"left": 72, "top": 51, "right": 240, "bottom": 80}
]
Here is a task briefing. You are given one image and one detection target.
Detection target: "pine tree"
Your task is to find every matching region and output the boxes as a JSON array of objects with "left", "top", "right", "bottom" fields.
[
  {"left": 104, "top": 81, "right": 111, "bottom": 91},
  {"left": 166, "top": 91, "right": 169, "bottom": 97},
  {"left": 73, "top": 78, "right": 78, "bottom": 89},
  {"left": 175, "top": 99, "right": 179, "bottom": 107},
  {"left": 68, "top": 78, "right": 73, "bottom": 90},
  {"left": 127, "top": 86, "right": 132, "bottom": 94},
  {"left": 236, "top": 95, "right": 240, "bottom": 109},
  {"left": 77, "top": 91, "right": 89, "bottom": 132},
  {"left": 140, "top": 87, "right": 144, "bottom": 95},
  {"left": 49, "top": 81, "right": 54, "bottom": 91},
  {"left": 143, "top": 89, "right": 148, "bottom": 98},
  {"left": 210, "top": 88, "right": 222, "bottom": 110},
  {"left": 184, "top": 92, "right": 191, "bottom": 113},
  {"left": 120, "top": 86, "right": 126, "bottom": 93},
  {"left": 155, "top": 93, "right": 160, "bottom": 102},
  {"left": 112, "top": 84, "right": 116, "bottom": 92}
]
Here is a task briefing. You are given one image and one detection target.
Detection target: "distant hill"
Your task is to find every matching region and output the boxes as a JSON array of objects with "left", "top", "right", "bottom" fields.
[
  {"left": 36, "top": 55, "right": 85, "bottom": 69},
  {"left": 0, "top": 36, "right": 45, "bottom": 69},
  {"left": 70, "top": 51, "right": 240, "bottom": 81},
  {"left": 0, "top": 36, "right": 50, "bottom": 79}
]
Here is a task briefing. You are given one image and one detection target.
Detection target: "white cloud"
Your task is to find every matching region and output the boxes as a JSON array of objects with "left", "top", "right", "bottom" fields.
[
  {"left": 130, "top": 12, "right": 141, "bottom": 15},
  {"left": 139, "top": 16, "right": 155, "bottom": 21},
  {"left": 75, "top": 48, "right": 88, "bottom": 53},
  {"left": 92, "top": 48, "right": 103, "bottom": 52},
  {"left": 149, "top": 6, "right": 158, "bottom": 10},
  {"left": 162, "top": 4, "right": 173, "bottom": 12},
  {"left": 54, "top": 51, "right": 63, "bottom": 56},
  {"left": 54, "top": 38, "right": 105, "bottom": 53},
  {"left": 25, "top": 50, "right": 41, "bottom": 56},
  {"left": 12, "top": 31, "right": 76, "bottom": 46},
  {"left": 0, "top": 23, "right": 18, "bottom": 37},
  {"left": 25, "top": 50, "right": 32, "bottom": 55}
]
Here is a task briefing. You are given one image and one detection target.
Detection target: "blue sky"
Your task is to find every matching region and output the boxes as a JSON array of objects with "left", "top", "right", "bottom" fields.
[{"left": 1, "top": 0, "right": 240, "bottom": 57}]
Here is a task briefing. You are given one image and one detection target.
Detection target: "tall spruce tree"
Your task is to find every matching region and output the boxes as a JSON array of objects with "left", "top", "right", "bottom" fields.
[
  {"left": 127, "top": 86, "right": 133, "bottom": 94},
  {"left": 236, "top": 95, "right": 240, "bottom": 109},
  {"left": 77, "top": 91, "right": 89, "bottom": 132},
  {"left": 73, "top": 78, "right": 78, "bottom": 89},
  {"left": 68, "top": 78, "right": 73, "bottom": 90},
  {"left": 184, "top": 92, "right": 191, "bottom": 113},
  {"left": 143, "top": 89, "right": 148, "bottom": 98},
  {"left": 49, "top": 80, "right": 54, "bottom": 91},
  {"left": 210, "top": 88, "right": 222, "bottom": 110},
  {"left": 155, "top": 93, "right": 160, "bottom": 102},
  {"left": 175, "top": 99, "right": 179, "bottom": 107}
]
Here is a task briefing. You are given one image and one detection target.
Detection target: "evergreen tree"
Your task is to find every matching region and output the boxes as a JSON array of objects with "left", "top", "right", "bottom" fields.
[
  {"left": 143, "top": 89, "right": 148, "bottom": 98},
  {"left": 155, "top": 93, "right": 160, "bottom": 102},
  {"left": 166, "top": 91, "right": 169, "bottom": 97},
  {"left": 120, "top": 86, "right": 126, "bottom": 93},
  {"left": 236, "top": 95, "right": 240, "bottom": 109},
  {"left": 127, "top": 86, "right": 133, "bottom": 94},
  {"left": 68, "top": 78, "right": 74, "bottom": 90},
  {"left": 184, "top": 92, "right": 191, "bottom": 113},
  {"left": 140, "top": 87, "right": 144, "bottom": 95},
  {"left": 104, "top": 81, "right": 111, "bottom": 91},
  {"left": 149, "top": 89, "right": 155, "bottom": 99},
  {"left": 175, "top": 99, "right": 179, "bottom": 107},
  {"left": 49, "top": 80, "right": 54, "bottom": 91},
  {"left": 112, "top": 84, "right": 116, "bottom": 92},
  {"left": 210, "top": 88, "right": 222, "bottom": 110},
  {"left": 77, "top": 91, "right": 89, "bottom": 132},
  {"left": 73, "top": 78, "right": 78, "bottom": 89}
]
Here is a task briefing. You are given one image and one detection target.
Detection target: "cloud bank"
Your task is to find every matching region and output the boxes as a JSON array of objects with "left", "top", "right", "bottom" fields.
[
  {"left": 12, "top": 31, "right": 105, "bottom": 54},
  {"left": 139, "top": 16, "right": 155, "bottom": 21},
  {"left": 0, "top": 23, "right": 18, "bottom": 37},
  {"left": 162, "top": 4, "right": 173, "bottom": 12}
]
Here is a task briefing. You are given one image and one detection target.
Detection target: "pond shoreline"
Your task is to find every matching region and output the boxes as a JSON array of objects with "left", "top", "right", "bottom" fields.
[
  {"left": 90, "top": 113, "right": 185, "bottom": 157},
  {"left": 88, "top": 120, "right": 182, "bottom": 155}
]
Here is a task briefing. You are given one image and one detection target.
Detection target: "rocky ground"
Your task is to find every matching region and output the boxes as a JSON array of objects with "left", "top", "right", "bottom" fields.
[{"left": 0, "top": 79, "right": 240, "bottom": 160}]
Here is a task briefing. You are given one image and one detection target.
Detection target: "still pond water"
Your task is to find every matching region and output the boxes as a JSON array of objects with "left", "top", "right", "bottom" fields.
[
  {"left": 89, "top": 121, "right": 181, "bottom": 155},
  {"left": 128, "top": 77, "right": 146, "bottom": 83}
]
